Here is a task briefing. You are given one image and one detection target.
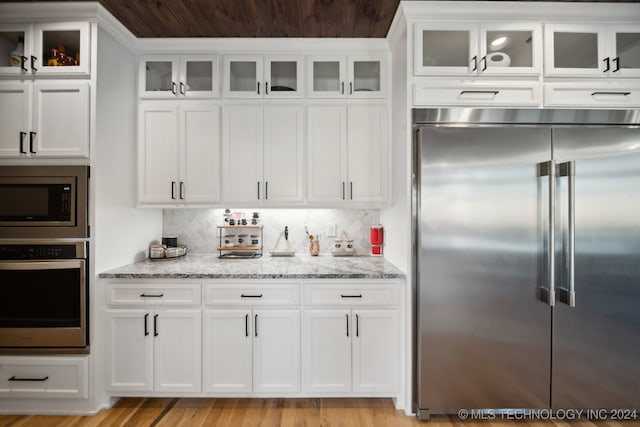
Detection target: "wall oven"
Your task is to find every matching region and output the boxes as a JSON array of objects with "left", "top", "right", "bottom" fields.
[
  {"left": 0, "top": 166, "right": 89, "bottom": 239},
  {"left": 0, "top": 240, "right": 88, "bottom": 354}
]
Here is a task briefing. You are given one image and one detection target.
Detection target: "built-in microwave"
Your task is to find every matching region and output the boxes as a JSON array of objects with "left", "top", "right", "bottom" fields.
[{"left": 0, "top": 166, "right": 89, "bottom": 239}]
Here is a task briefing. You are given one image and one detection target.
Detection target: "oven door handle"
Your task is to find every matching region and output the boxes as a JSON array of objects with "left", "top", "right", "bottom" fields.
[{"left": 0, "top": 260, "right": 84, "bottom": 270}]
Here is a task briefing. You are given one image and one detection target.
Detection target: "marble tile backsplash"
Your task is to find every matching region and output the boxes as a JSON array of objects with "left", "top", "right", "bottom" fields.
[{"left": 163, "top": 209, "right": 380, "bottom": 255}]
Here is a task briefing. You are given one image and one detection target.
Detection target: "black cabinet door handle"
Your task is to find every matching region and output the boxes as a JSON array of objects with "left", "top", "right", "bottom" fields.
[
  {"left": 603, "top": 57, "right": 610, "bottom": 72},
  {"left": 245, "top": 314, "right": 249, "bottom": 337},
  {"left": 179, "top": 82, "right": 185, "bottom": 95},
  {"left": 356, "top": 313, "right": 359, "bottom": 337},
  {"left": 9, "top": 376, "right": 49, "bottom": 382},
  {"left": 613, "top": 57, "right": 620, "bottom": 72},
  {"left": 471, "top": 55, "right": 478, "bottom": 71},
  {"left": 346, "top": 314, "right": 349, "bottom": 337},
  {"left": 171, "top": 82, "right": 177, "bottom": 95},
  {"left": 481, "top": 56, "right": 487, "bottom": 71},
  {"left": 254, "top": 314, "right": 258, "bottom": 337},
  {"left": 144, "top": 313, "right": 149, "bottom": 336},
  {"left": 265, "top": 181, "right": 268, "bottom": 200},
  {"left": 171, "top": 181, "right": 176, "bottom": 200},
  {"left": 20, "top": 55, "right": 28, "bottom": 72},
  {"left": 179, "top": 182, "right": 185, "bottom": 200},
  {"left": 19, "top": 132, "right": 27, "bottom": 154},
  {"left": 257, "top": 81, "right": 261, "bottom": 95},
  {"left": 266, "top": 82, "right": 269, "bottom": 94},
  {"left": 342, "top": 182, "right": 345, "bottom": 200},
  {"left": 341, "top": 81, "right": 345, "bottom": 94},
  {"left": 30, "top": 55, "right": 37, "bottom": 72},
  {"left": 257, "top": 181, "right": 260, "bottom": 200},
  {"left": 350, "top": 182, "right": 353, "bottom": 200},
  {"left": 29, "top": 131, "right": 36, "bottom": 154},
  {"left": 153, "top": 314, "right": 159, "bottom": 337},
  {"left": 349, "top": 82, "right": 353, "bottom": 95}
]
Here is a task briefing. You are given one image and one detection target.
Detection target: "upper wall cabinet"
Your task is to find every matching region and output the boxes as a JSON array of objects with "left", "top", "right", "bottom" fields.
[
  {"left": 223, "top": 55, "right": 303, "bottom": 99},
  {"left": 414, "top": 23, "right": 542, "bottom": 77},
  {"left": 544, "top": 24, "right": 640, "bottom": 78},
  {"left": 0, "top": 22, "right": 90, "bottom": 77},
  {"left": 307, "top": 55, "right": 388, "bottom": 99},
  {"left": 139, "top": 55, "right": 219, "bottom": 99}
]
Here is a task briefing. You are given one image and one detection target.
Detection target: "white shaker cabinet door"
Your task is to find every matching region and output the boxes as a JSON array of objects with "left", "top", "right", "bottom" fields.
[
  {"left": 138, "top": 103, "right": 180, "bottom": 204},
  {"left": 32, "top": 80, "right": 89, "bottom": 158},
  {"left": 302, "top": 310, "right": 352, "bottom": 393},
  {"left": 347, "top": 105, "right": 388, "bottom": 204},
  {"left": 222, "top": 104, "right": 263, "bottom": 203},
  {"left": 105, "top": 309, "right": 153, "bottom": 393},
  {"left": 180, "top": 103, "right": 221, "bottom": 204},
  {"left": 153, "top": 309, "right": 202, "bottom": 393},
  {"left": 352, "top": 310, "right": 400, "bottom": 393},
  {"left": 263, "top": 105, "right": 304, "bottom": 203},
  {"left": 203, "top": 310, "right": 253, "bottom": 393},
  {"left": 252, "top": 310, "right": 300, "bottom": 393},
  {"left": 306, "top": 106, "right": 348, "bottom": 204},
  {"left": 0, "top": 82, "right": 29, "bottom": 158}
]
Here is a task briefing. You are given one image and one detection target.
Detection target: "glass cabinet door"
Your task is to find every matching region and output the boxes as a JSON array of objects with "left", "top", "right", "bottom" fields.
[
  {"left": 611, "top": 26, "right": 640, "bottom": 77},
  {"left": 265, "top": 56, "right": 303, "bottom": 98},
  {"left": 140, "top": 57, "right": 178, "bottom": 98},
  {"left": 223, "top": 55, "right": 262, "bottom": 98},
  {"left": 479, "top": 25, "right": 542, "bottom": 76},
  {"left": 414, "top": 24, "right": 476, "bottom": 76},
  {"left": 544, "top": 24, "right": 607, "bottom": 76},
  {"left": 180, "top": 55, "right": 219, "bottom": 98},
  {"left": 307, "top": 55, "right": 347, "bottom": 98},
  {"left": 33, "top": 22, "right": 90, "bottom": 75},
  {"left": 348, "top": 55, "right": 387, "bottom": 98},
  {"left": 0, "top": 26, "right": 29, "bottom": 76}
]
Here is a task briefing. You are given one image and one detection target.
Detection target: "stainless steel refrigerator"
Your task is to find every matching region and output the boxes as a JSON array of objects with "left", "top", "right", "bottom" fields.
[{"left": 412, "top": 109, "right": 640, "bottom": 419}]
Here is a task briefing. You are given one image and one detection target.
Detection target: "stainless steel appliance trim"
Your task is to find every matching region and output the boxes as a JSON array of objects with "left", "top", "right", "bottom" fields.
[{"left": 413, "top": 108, "right": 640, "bottom": 126}]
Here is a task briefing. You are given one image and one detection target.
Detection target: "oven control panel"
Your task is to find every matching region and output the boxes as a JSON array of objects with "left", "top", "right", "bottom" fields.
[{"left": 0, "top": 243, "right": 84, "bottom": 259}]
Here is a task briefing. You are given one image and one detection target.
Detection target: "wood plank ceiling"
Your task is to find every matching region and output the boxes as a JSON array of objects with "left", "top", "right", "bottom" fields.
[{"left": 0, "top": 0, "right": 636, "bottom": 38}]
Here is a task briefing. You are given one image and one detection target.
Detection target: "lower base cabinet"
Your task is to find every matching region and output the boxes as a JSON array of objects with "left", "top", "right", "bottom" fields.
[
  {"left": 203, "top": 309, "right": 300, "bottom": 393},
  {"left": 302, "top": 309, "right": 400, "bottom": 393},
  {"left": 106, "top": 309, "right": 202, "bottom": 393}
]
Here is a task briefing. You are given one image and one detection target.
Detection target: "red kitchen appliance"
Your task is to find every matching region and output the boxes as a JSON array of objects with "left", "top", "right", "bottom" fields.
[{"left": 370, "top": 225, "right": 384, "bottom": 256}]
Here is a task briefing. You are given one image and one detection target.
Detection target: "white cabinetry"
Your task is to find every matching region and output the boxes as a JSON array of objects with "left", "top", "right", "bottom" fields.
[
  {"left": 139, "top": 55, "right": 219, "bottom": 98},
  {"left": 203, "top": 283, "right": 301, "bottom": 393},
  {"left": 0, "top": 22, "right": 90, "bottom": 76},
  {"left": 0, "top": 356, "right": 88, "bottom": 399},
  {"left": 222, "top": 104, "right": 303, "bottom": 204},
  {"left": 307, "top": 55, "right": 388, "bottom": 98},
  {"left": 0, "top": 80, "right": 89, "bottom": 158},
  {"left": 307, "top": 105, "right": 387, "bottom": 206},
  {"left": 302, "top": 283, "right": 400, "bottom": 394},
  {"left": 414, "top": 22, "right": 542, "bottom": 77},
  {"left": 545, "top": 24, "right": 640, "bottom": 78},
  {"left": 105, "top": 282, "right": 202, "bottom": 393},
  {"left": 223, "top": 55, "right": 303, "bottom": 98},
  {"left": 138, "top": 102, "right": 221, "bottom": 206}
]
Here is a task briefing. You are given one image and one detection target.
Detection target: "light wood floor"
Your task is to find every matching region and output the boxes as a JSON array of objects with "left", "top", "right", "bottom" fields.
[{"left": 0, "top": 398, "right": 637, "bottom": 427}]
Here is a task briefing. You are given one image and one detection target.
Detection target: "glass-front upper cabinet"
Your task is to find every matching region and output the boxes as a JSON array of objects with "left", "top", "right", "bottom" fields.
[
  {"left": 414, "top": 23, "right": 542, "bottom": 77},
  {"left": 545, "top": 24, "right": 640, "bottom": 78},
  {"left": 307, "top": 54, "right": 388, "bottom": 98},
  {"left": 139, "top": 55, "right": 219, "bottom": 98},
  {"left": 223, "top": 54, "right": 303, "bottom": 99},
  {"left": 0, "top": 22, "right": 90, "bottom": 76}
]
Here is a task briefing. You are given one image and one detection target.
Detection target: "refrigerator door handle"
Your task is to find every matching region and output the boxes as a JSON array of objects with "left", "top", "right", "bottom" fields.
[
  {"left": 538, "top": 160, "right": 556, "bottom": 306},
  {"left": 558, "top": 161, "right": 576, "bottom": 307}
]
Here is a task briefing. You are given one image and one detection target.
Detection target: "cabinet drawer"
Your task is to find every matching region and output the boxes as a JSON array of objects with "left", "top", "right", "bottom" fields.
[
  {"left": 106, "top": 283, "right": 201, "bottom": 306},
  {"left": 413, "top": 82, "right": 541, "bottom": 107},
  {"left": 205, "top": 284, "right": 300, "bottom": 306},
  {"left": 0, "top": 357, "right": 88, "bottom": 399},
  {"left": 303, "top": 284, "right": 400, "bottom": 307},
  {"left": 544, "top": 84, "right": 640, "bottom": 108}
]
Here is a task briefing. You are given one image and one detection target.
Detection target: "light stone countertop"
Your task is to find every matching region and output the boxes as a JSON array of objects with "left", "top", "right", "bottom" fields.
[{"left": 99, "top": 254, "right": 405, "bottom": 280}]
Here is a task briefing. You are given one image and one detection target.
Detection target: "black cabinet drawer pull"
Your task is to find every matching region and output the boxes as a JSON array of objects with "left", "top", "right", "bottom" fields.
[
  {"left": 9, "top": 376, "right": 49, "bottom": 382},
  {"left": 140, "top": 293, "right": 164, "bottom": 298},
  {"left": 591, "top": 91, "right": 630, "bottom": 96},
  {"left": 241, "top": 294, "right": 263, "bottom": 298},
  {"left": 340, "top": 294, "right": 363, "bottom": 298}
]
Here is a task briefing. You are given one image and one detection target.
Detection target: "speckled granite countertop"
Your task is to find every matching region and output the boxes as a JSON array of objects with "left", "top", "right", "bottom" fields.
[{"left": 99, "top": 254, "right": 405, "bottom": 280}]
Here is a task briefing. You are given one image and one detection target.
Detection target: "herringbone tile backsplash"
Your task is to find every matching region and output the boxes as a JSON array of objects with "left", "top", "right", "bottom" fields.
[{"left": 163, "top": 209, "right": 380, "bottom": 255}]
